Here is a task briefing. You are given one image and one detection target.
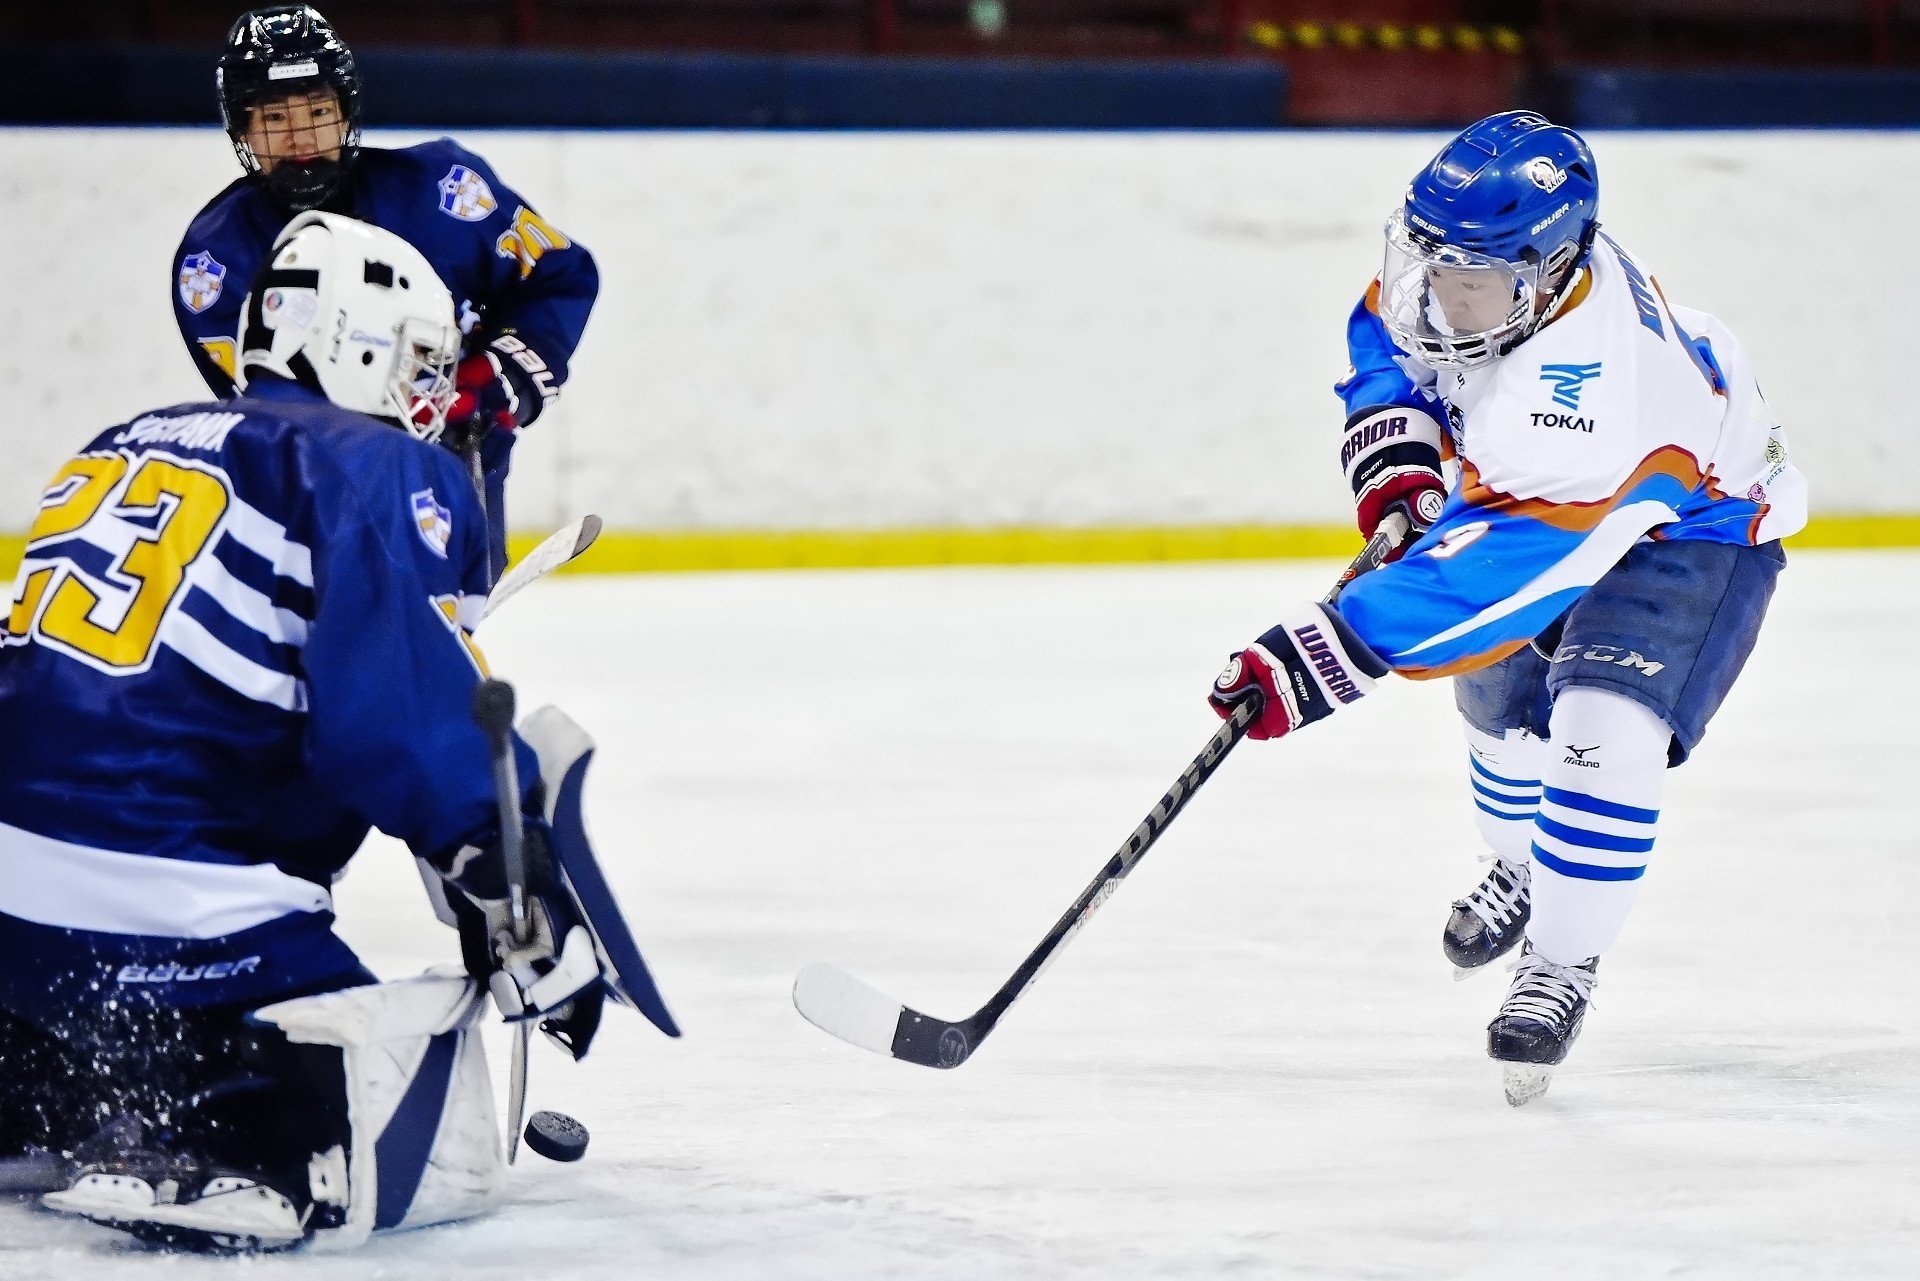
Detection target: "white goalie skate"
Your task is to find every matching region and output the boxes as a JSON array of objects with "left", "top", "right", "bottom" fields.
[{"left": 43, "top": 1154, "right": 309, "bottom": 1254}]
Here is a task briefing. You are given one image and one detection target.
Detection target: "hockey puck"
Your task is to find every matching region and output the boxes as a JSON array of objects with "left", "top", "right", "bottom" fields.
[{"left": 523, "top": 1110, "right": 590, "bottom": 1163}]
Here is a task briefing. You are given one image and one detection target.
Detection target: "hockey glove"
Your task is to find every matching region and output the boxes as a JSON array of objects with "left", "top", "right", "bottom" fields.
[
  {"left": 1208, "top": 603, "right": 1387, "bottom": 740},
  {"left": 446, "top": 334, "right": 556, "bottom": 444},
  {"left": 1342, "top": 404, "right": 1448, "bottom": 554},
  {"left": 432, "top": 820, "right": 607, "bottom": 1060}
]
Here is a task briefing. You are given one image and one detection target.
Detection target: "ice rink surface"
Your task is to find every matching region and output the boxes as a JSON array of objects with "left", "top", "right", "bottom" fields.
[{"left": 2, "top": 550, "right": 1914, "bottom": 1279}]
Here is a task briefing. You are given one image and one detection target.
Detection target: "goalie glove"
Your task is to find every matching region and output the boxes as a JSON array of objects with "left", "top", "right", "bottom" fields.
[
  {"left": 428, "top": 819, "right": 607, "bottom": 1060},
  {"left": 1208, "top": 603, "right": 1388, "bottom": 740},
  {"left": 1341, "top": 404, "right": 1447, "bottom": 550}
]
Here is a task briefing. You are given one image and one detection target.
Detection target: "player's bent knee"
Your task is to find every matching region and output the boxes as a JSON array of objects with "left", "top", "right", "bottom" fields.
[
  {"left": 251, "top": 970, "right": 502, "bottom": 1251},
  {"left": 1545, "top": 686, "right": 1673, "bottom": 771}
]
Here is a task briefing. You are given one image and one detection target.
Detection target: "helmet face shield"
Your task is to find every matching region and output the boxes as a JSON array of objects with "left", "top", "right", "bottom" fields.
[
  {"left": 393, "top": 318, "right": 462, "bottom": 444},
  {"left": 1379, "top": 211, "right": 1543, "bottom": 369}
]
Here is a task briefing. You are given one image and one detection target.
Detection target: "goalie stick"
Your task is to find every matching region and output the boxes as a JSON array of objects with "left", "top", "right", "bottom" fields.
[
  {"left": 472, "top": 678, "right": 538, "bottom": 1162},
  {"left": 792, "top": 509, "right": 1413, "bottom": 1069},
  {"left": 481, "top": 514, "right": 602, "bottom": 621}
]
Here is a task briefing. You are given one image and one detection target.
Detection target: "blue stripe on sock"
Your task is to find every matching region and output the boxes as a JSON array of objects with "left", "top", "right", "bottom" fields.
[
  {"left": 1532, "top": 842, "right": 1646, "bottom": 882},
  {"left": 1474, "top": 798, "right": 1535, "bottom": 822},
  {"left": 1542, "top": 785, "right": 1660, "bottom": 825},
  {"left": 1471, "top": 776, "right": 1541, "bottom": 807},
  {"left": 1469, "top": 754, "right": 1537, "bottom": 791},
  {"left": 1535, "top": 813, "right": 1656, "bottom": 854}
]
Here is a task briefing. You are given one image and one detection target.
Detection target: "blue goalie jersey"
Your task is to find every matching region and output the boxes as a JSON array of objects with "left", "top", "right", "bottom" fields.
[
  {"left": 173, "top": 139, "right": 597, "bottom": 416},
  {"left": 0, "top": 380, "right": 534, "bottom": 1017}
]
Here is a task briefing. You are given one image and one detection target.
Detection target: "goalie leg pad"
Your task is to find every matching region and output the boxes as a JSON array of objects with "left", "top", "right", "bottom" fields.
[{"left": 250, "top": 970, "right": 502, "bottom": 1251}]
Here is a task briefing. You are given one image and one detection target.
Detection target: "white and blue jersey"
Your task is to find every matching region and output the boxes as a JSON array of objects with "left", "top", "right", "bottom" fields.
[
  {"left": 1333, "top": 232, "right": 1808, "bottom": 678},
  {"left": 173, "top": 139, "right": 597, "bottom": 415},
  {"left": 0, "top": 379, "right": 534, "bottom": 1019}
]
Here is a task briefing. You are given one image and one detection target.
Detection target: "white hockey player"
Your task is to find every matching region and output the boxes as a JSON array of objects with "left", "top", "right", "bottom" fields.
[
  {"left": 0, "top": 213, "right": 674, "bottom": 1250},
  {"left": 1207, "top": 111, "right": 1805, "bottom": 1103}
]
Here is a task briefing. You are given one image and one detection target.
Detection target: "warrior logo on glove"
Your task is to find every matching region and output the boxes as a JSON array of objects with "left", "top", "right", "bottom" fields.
[{"left": 1209, "top": 606, "right": 1387, "bottom": 741}]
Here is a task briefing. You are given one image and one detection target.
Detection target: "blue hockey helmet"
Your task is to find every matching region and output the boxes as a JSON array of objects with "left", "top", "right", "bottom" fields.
[{"left": 1378, "top": 111, "right": 1600, "bottom": 369}]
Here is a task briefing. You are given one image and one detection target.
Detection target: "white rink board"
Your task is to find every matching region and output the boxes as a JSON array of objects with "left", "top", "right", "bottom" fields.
[
  {"left": 1, "top": 127, "right": 1915, "bottom": 533},
  {"left": 1, "top": 549, "right": 1913, "bottom": 1277}
]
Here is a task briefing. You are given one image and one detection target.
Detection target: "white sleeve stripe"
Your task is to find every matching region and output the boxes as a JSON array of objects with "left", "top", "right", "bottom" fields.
[
  {"left": 1397, "top": 500, "right": 1677, "bottom": 659},
  {"left": 190, "top": 553, "right": 311, "bottom": 646},
  {"left": 0, "top": 817, "right": 330, "bottom": 938},
  {"left": 224, "top": 499, "right": 315, "bottom": 588},
  {"left": 160, "top": 611, "right": 310, "bottom": 712}
]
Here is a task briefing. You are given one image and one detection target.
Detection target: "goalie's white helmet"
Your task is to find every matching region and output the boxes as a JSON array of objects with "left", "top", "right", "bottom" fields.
[{"left": 237, "top": 211, "right": 460, "bottom": 442}]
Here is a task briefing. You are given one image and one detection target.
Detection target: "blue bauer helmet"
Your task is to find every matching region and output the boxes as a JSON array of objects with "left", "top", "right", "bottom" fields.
[{"left": 1378, "top": 111, "right": 1600, "bottom": 369}]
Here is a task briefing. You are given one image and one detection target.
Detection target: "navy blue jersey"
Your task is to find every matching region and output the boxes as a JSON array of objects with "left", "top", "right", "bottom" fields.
[
  {"left": 0, "top": 380, "right": 535, "bottom": 1014},
  {"left": 173, "top": 139, "right": 597, "bottom": 421}
]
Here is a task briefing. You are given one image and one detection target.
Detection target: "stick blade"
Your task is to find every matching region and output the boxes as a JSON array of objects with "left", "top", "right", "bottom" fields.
[
  {"left": 482, "top": 515, "right": 603, "bottom": 621},
  {"left": 792, "top": 963, "right": 904, "bottom": 1057}
]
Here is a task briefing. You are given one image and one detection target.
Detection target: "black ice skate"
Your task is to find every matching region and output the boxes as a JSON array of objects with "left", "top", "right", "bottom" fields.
[
  {"left": 1486, "top": 945, "right": 1598, "bottom": 1107},
  {"left": 1443, "top": 855, "right": 1531, "bottom": 977},
  {"left": 42, "top": 1149, "right": 309, "bottom": 1253}
]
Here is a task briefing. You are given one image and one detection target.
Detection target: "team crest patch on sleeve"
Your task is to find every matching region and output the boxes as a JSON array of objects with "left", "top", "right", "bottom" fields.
[
  {"left": 178, "top": 251, "right": 228, "bottom": 314},
  {"left": 412, "top": 488, "right": 453, "bottom": 558},
  {"left": 437, "top": 166, "right": 499, "bottom": 222}
]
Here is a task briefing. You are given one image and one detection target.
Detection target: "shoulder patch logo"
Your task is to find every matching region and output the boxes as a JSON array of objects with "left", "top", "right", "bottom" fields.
[
  {"left": 437, "top": 165, "right": 498, "bottom": 222},
  {"left": 178, "top": 251, "right": 228, "bottom": 314},
  {"left": 411, "top": 488, "right": 452, "bottom": 559},
  {"left": 1539, "top": 361, "right": 1603, "bottom": 411}
]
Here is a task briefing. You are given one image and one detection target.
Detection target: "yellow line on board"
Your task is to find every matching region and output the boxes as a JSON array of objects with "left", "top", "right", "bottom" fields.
[
  {"left": 515, "top": 524, "right": 1366, "bottom": 573},
  {"left": 0, "top": 515, "right": 1915, "bottom": 582},
  {"left": 504, "top": 514, "right": 1920, "bottom": 572}
]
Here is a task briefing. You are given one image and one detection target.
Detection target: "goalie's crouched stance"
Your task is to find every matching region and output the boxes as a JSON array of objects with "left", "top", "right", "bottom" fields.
[
  {"left": 0, "top": 212, "right": 673, "bottom": 1252},
  {"left": 30, "top": 708, "right": 671, "bottom": 1254}
]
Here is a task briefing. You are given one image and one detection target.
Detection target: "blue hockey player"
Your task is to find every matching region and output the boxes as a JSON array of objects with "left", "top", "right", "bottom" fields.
[
  {"left": 1206, "top": 112, "right": 1805, "bottom": 1105},
  {"left": 172, "top": 4, "right": 599, "bottom": 579},
  {"left": 1, "top": 214, "right": 672, "bottom": 1252}
]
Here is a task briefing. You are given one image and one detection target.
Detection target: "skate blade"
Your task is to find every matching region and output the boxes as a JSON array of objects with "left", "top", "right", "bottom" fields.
[{"left": 1502, "top": 1063, "right": 1554, "bottom": 1107}]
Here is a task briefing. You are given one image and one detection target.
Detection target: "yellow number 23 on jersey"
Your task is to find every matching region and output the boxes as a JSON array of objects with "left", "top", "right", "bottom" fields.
[{"left": 5, "top": 452, "right": 230, "bottom": 671}]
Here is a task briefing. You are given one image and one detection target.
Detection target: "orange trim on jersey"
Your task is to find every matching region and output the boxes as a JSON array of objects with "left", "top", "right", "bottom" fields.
[
  {"left": 1398, "top": 636, "right": 1534, "bottom": 682},
  {"left": 1363, "top": 277, "right": 1383, "bottom": 316},
  {"left": 1536, "top": 267, "right": 1594, "bottom": 333},
  {"left": 1457, "top": 444, "right": 1706, "bottom": 534}
]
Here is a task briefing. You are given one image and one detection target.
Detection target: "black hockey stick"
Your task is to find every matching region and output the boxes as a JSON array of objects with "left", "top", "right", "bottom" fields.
[
  {"left": 473, "top": 678, "right": 537, "bottom": 1162},
  {"left": 792, "top": 510, "right": 1413, "bottom": 1068}
]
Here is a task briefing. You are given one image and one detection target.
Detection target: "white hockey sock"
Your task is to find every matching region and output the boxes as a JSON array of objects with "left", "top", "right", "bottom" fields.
[
  {"left": 1465, "top": 723, "right": 1547, "bottom": 865},
  {"left": 1527, "top": 687, "right": 1671, "bottom": 965}
]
